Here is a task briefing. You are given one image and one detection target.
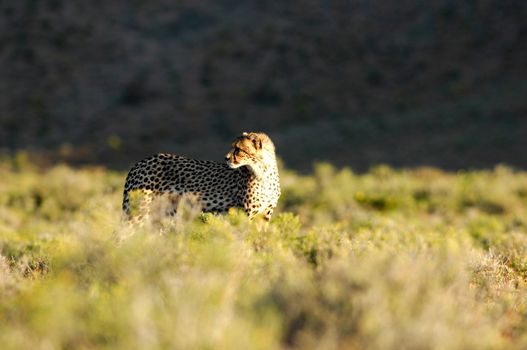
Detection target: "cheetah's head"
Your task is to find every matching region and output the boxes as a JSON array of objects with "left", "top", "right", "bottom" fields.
[{"left": 225, "top": 132, "right": 276, "bottom": 178}]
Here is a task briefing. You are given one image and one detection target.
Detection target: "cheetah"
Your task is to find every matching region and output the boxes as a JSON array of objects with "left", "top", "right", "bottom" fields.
[{"left": 122, "top": 132, "right": 281, "bottom": 223}]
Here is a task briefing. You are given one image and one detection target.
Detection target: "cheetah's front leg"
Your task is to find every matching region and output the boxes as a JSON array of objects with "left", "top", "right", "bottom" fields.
[{"left": 264, "top": 207, "right": 274, "bottom": 222}]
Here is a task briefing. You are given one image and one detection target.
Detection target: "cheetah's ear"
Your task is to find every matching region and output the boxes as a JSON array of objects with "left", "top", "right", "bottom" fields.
[{"left": 251, "top": 134, "right": 262, "bottom": 150}]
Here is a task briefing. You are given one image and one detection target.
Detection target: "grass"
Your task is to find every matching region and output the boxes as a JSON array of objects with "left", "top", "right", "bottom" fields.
[{"left": 1, "top": 157, "right": 527, "bottom": 349}]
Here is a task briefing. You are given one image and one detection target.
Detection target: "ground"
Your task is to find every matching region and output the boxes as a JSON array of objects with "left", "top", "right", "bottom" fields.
[{"left": 1, "top": 155, "right": 527, "bottom": 349}]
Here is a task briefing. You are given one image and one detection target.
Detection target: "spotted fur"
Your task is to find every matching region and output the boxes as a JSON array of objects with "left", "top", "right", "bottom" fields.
[{"left": 122, "top": 132, "right": 280, "bottom": 222}]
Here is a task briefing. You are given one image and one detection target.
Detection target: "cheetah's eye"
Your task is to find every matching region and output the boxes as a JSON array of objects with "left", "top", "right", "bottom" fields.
[{"left": 235, "top": 148, "right": 247, "bottom": 156}]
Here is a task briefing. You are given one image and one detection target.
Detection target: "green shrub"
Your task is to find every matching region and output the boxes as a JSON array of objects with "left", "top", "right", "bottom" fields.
[{"left": 0, "top": 160, "right": 526, "bottom": 349}]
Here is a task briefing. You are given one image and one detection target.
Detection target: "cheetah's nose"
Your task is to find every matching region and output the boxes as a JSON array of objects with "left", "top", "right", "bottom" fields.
[{"left": 225, "top": 153, "right": 231, "bottom": 160}]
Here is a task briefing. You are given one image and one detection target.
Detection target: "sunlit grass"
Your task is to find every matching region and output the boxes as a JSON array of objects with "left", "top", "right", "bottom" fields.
[{"left": 0, "top": 158, "right": 527, "bottom": 349}]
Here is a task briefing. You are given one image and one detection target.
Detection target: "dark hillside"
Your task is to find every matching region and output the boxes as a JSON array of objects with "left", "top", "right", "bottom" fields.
[{"left": 1, "top": 0, "right": 526, "bottom": 170}]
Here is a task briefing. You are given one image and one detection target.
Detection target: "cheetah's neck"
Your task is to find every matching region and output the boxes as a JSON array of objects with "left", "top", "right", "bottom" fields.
[{"left": 244, "top": 157, "right": 280, "bottom": 208}]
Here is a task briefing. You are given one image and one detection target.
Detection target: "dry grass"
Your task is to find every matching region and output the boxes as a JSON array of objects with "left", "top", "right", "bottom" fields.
[{"left": 1, "top": 158, "right": 527, "bottom": 349}]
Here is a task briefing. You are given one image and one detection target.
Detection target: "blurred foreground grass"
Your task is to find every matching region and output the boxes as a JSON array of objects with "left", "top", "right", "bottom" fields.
[{"left": 1, "top": 155, "right": 527, "bottom": 349}]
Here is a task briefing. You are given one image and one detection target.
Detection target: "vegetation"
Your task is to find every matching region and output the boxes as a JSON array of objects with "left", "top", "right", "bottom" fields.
[{"left": 1, "top": 156, "right": 527, "bottom": 349}]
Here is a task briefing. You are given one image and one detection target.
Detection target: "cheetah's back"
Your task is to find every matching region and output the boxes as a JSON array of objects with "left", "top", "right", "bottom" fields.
[{"left": 122, "top": 153, "right": 250, "bottom": 218}]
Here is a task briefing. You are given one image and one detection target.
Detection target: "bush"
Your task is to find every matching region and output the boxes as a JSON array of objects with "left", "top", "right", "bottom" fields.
[{"left": 0, "top": 161, "right": 526, "bottom": 349}]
